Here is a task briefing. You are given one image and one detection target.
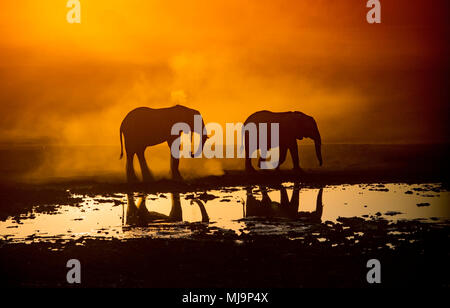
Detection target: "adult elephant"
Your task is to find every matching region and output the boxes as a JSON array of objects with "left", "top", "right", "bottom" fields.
[
  {"left": 119, "top": 105, "right": 208, "bottom": 182},
  {"left": 243, "top": 110, "right": 322, "bottom": 172}
]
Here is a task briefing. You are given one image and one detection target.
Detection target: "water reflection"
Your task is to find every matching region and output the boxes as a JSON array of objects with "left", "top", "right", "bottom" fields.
[
  {"left": 245, "top": 184, "right": 323, "bottom": 223},
  {"left": 124, "top": 192, "right": 209, "bottom": 227},
  {"left": 0, "top": 183, "right": 447, "bottom": 242}
]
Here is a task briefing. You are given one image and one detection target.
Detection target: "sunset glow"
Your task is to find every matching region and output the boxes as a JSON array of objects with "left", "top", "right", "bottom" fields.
[{"left": 1, "top": 1, "right": 447, "bottom": 147}]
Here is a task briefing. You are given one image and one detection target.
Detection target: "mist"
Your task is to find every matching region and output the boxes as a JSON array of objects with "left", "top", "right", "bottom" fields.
[{"left": 0, "top": 0, "right": 448, "bottom": 181}]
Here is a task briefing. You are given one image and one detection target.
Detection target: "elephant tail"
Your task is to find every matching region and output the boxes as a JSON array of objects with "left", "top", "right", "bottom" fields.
[{"left": 119, "top": 125, "right": 124, "bottom": 160}]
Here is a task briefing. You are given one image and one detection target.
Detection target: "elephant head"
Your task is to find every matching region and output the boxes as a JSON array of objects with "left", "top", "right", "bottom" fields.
[
  {"left": 293, "top": 112, "right": 323, "bottom": 166},
  {"left": 173, "top": 105, "right": 208, "bottom": 158}
]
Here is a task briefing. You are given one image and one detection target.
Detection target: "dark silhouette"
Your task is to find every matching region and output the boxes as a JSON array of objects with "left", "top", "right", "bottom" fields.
[
  {"left": 119, "top": 105, "right": 208, "bottom": 182},
  {"left": 244, "top": 183, "right": 323, "bottom": 223},
  {"left": 124, "top": 192, "right": 209, "bottom": 226},
  {"left": 243, "top": 111, "right": 322, "bottom": 172}
]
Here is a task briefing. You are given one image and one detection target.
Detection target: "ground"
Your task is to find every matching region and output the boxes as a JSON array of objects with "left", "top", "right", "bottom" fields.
[{"left": 0, "top": 144, "right": 449, "bottom": 287}]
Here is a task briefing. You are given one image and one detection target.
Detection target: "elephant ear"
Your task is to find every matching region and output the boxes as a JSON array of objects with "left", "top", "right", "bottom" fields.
[{"left": 291, "top": 112, "right": 308, "bottom": 138}]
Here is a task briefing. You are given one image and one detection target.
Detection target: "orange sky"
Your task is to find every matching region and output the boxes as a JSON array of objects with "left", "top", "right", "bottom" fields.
[{"left": 0, "top": 0, "right": 448, "bottom": 144}]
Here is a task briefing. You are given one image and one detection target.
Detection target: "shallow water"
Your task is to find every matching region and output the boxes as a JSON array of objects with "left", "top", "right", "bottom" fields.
[{"left": 0, "top": 183, "right": 448, "bottom": 242}]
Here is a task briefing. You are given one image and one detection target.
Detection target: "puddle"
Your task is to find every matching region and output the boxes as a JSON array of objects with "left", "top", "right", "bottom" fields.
[{"left": 0, "top": 183, "right": 448, "bottom": 243}]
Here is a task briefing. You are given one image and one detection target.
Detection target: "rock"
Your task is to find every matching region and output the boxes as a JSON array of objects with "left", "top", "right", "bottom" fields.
[{"left": 416, "top": 203, "right": 430, "bottom": 207}]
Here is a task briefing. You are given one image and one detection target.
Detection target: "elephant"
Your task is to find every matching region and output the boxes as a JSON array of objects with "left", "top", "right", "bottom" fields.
[
  {"left": 242, "top": 110, "right": 322, "bottom": 172},
  {"left": 119, "top": 105, "right": 208, "bottom": 182},
  {"left": 244, "top": 183, "right": 324, "bottom": 223}
]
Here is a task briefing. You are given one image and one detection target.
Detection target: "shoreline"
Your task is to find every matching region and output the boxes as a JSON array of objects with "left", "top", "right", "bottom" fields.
[{"left": 3, "top": 167, "right": 448, "bottom": 193}]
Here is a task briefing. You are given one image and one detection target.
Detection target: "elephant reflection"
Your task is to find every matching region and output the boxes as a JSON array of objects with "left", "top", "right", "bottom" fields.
[
  {"left": 124, "top": 192, "right": 209, "bottom": 226},
  {"left": 244, "top": 183, "right": 323, "bottom": 223}
]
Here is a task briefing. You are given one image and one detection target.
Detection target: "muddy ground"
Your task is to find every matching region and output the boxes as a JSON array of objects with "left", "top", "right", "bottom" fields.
[
  {"left": 0, "top": 217, "right": 448, "bottom": 287},
  {"left": 0, "top": 143, "right": 449, "bottom": 288},
  {"left": 0, "top": 169, "right": 449, "bottom": 287}
]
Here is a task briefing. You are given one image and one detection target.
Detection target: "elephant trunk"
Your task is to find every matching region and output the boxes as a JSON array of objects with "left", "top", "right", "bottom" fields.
[
  {"left": 191, "top": 118, "right": 207, "bottom": 158},
  {"left": 313, "top": 133, "right": 323, "bottom": 166}
]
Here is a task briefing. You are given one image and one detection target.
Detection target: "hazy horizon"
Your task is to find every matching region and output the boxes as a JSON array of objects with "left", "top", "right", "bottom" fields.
[{"left": 0, "top": 0, "right": 448, "bottom": 148}]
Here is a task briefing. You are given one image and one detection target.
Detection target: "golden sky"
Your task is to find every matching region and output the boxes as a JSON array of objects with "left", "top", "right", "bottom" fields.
[{"left": 0, "top": 0, "right": 448, "bottom": 144}]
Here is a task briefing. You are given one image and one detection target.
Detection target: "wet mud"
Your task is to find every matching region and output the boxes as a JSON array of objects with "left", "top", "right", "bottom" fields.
[{"left": 0, "top": 173, "right": 449, "bottom": 287}]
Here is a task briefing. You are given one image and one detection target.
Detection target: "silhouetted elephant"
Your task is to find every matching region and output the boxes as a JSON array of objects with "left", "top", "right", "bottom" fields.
[
  {"left": 119, "top": 105, "right": 208, "bottom": 182},
  {"left": 244, "top": 183, "right": 323, "bottom": 223},
  {"left": 243, "top": 111, "right": 322, "bottom": 172},
  {"left": 124, "top": 192, "right": 209, "bottom": 226}
]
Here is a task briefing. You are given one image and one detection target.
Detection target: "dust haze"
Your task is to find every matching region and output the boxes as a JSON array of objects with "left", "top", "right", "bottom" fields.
[{"left": 0, "top": 0, "right": 448, "bottom": 181}]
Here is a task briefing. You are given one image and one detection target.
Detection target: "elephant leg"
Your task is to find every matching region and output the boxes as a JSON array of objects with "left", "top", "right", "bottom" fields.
[
  {"left": 275, "top": 145, "right": 288, "bottom": 171},
  {"left": 169, "top": 193, "right": 182, "bottom": 221},
  {"left": 167, "top": 139, "right": 183, "bottom": 180},
  {"left": 136, "top": 150, "right": 153, "bottom": 182},
  {"left": 245, "top": 157, "right": 255, "bottom": 172},
  {"left": 289, "top": 184, "right": 300, "bottom": 215},
  {"left": 170, "top": 155, "right": 182, "bottom": 180},
  {"left": 126, "top": 152, "right": 138, "bottom": 183},
  {"left": 244, "top": 131, "right": 256, "bottom": 172},
  {"left": 289, "top": 141, "right": 301, "bottom": 171},
  {"left": 260, "top": 186, "right": 271, "bottom": 206},
  {"left": 280, "top": 186, "right": 289, "bottom": 206}
]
